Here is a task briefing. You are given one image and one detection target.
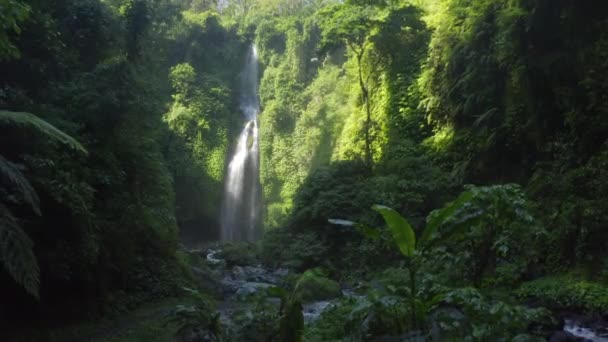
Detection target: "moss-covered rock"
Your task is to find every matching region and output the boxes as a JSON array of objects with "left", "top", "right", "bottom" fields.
[{"left": 294, "top": 273, "right": 341, "bottom": 302}]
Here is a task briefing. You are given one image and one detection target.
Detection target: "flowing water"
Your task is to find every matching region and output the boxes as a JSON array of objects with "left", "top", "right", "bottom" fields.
[
  {"left": 564, "top": 319, "right": 608, "bottom": 341},
  {"left": 220, "top": 44, "right": 262, "bottom": 241}
]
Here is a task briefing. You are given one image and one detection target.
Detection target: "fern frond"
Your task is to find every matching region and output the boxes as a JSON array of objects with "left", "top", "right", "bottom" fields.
[
  {"left": 0, "top": 110, "right": 87, "bottom": 154},
  {"left": 0, "top": 155, "right": 40, "bottom": 215},
  {"left": 0, "top": 204, "right": 40, "bottom": 298}
]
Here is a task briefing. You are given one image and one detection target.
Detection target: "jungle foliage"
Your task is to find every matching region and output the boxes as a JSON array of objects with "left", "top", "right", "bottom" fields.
[
  {"left": 0, "top": 0, "right": 243, "bottom": 337},
  {"left": 246, "top": 0, "right": 608, "bottom": 339},
  {"left": 1, "top": 0, "right": 607, "bottom": 340}
]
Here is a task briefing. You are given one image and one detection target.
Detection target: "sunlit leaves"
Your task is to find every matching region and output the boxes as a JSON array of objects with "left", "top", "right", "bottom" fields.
[
  {"left": 169, "top": 63, "right": 197, "bottom": 95},
  {"left": 182, "top": 10, "right": 221, "bottom": 30},
  {"left": 318, "top": 4, "right": 376, "bottom": 55},
  {"left": 0, "top": 0, "right": 30, "bottom": 60}
]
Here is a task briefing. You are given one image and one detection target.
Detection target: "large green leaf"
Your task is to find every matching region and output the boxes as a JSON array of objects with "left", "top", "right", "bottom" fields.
[
  {"left": 420, "top": 191, "right": 474, "bottom": 246},
  {"left": 0, "top": 110, "right": 87, "bottom": 154},
  {"left": 372, "top": 205, "right": 415, "bottom": 257}
]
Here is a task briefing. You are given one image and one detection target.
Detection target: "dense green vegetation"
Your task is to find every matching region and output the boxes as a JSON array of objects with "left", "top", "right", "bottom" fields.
[
  {"left": 0, "top": 0, "right": 243, "bottom": 337},
  {"left": 1, "top": 0, "right": 607, "bottom": 340}
]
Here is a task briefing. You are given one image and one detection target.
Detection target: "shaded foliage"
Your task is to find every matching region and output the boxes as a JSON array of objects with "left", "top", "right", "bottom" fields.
[{"left": 0, "top": 0, "right": 238, "bottom": 336}]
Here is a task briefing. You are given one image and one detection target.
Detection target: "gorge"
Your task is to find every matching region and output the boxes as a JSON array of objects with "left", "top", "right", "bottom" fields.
[{"left": 1, "top": 0, "right": 607, "bottom": 340}]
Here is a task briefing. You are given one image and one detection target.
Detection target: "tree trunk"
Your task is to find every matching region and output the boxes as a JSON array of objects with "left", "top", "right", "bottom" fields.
[
  {"left": 356, "top": 52, "right": 373, "bottom": 168},
  {"left": 409, "top": 265, "right": 418, "bottom": 329}
]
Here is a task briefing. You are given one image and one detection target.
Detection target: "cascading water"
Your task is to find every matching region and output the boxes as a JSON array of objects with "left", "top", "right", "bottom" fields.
[{"left": 220, "top": 44, "right": 262, "bottom": 241}]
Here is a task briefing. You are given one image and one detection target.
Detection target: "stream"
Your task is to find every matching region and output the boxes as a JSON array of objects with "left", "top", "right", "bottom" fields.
[
  {"left": 562, "top": 318, "right": 608, "bottom": 342},
  {"left": 203, "top": 248, "right": 340, "bottom": 325},
  {"left": 200, "top": 248, "right": 608, "bottom": 341}
]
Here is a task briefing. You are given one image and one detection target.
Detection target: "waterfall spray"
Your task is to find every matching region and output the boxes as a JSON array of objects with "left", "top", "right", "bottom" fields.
[{"left": 220, "top": 45, "right": 262, "bottom": 241}]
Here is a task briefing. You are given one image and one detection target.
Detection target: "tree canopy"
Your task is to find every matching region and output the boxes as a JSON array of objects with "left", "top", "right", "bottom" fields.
[{"left": 1, "top": 0, "right": 607, "bottom": 340}]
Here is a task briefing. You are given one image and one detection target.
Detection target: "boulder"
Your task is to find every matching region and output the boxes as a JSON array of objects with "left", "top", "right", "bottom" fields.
[
  {"left": 548, "top": 331, "right": 589, "bottom": 342},
  {"left": 295, "top": 275, "right": 341, "bottom": 302},
  {"left": 302, "top": 301, "right": 334, "bottom": 323}
]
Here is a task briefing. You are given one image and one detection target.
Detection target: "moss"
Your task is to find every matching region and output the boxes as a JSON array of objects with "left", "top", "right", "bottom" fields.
[
  {"left": 518, "top": 276, "right": 608, "bottom": 313},
  {"left": 295, "top": 274, "right": 341, "bottom": 302}
]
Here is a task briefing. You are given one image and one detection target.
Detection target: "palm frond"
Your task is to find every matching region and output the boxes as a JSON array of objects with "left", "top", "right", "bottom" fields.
[
  {"left": 0, "top": 155, "right": 40, "bottom": 215},
  {"left": 0, "top": 204, "right": 40, "bottom": 298},
  {"left": 0, "top": 110, "right": 87, "bottom": 154}
]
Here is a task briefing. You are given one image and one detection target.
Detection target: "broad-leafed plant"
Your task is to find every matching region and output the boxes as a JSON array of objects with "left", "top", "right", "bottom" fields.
[{"left": 330, "top": 189, "right": 473, "bottom": 328}]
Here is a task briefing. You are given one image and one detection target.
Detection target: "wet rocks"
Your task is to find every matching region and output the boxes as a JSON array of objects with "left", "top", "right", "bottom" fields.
[
  {"left": 235, "top": 282, "right": 274, "bottom": 300},
  {"left": 302, "top": 301, "right": 335, "bottom": 323},
  {"left": 549, "top": 331, "right": 590, "bottom": 342},
  {"left": 559, "top": 316, "right": 608, "bottom": 342},
  {"left": 203, "top": 247, "right": 340, "bottom": 326},
  {"left": 219, "top": 265, "right": 286, "bottom": 298}
]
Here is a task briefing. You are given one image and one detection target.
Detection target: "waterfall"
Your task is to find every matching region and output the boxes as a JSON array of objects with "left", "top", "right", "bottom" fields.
[{"left": 220, "top": 44, "right": 262, "bottom": 241}]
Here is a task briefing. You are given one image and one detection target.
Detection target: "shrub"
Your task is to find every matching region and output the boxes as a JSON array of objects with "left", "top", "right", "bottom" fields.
[
  {"left": 518, "top": 276, "right": 608, "bottom": 313},
  {"left": 227, "top": 299, "right": 279, "bottom": 341},
  {"left": 428, "top": 184, "right": 543, "bottom": 287},
  {"left": 294, "top": 271, "right": 340, "bottom": 302},
  {"left": 306, "top": 295, "right": 412, "bottom": 341},
  {"left": 261, "top": 229, "right": 328, "bottom": 271},
  {"left": 432, "top": 287, "right": 553, "bottom": 340},
  {"left": 218, "top": 241, "right": 259, "bottom": 267}
]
